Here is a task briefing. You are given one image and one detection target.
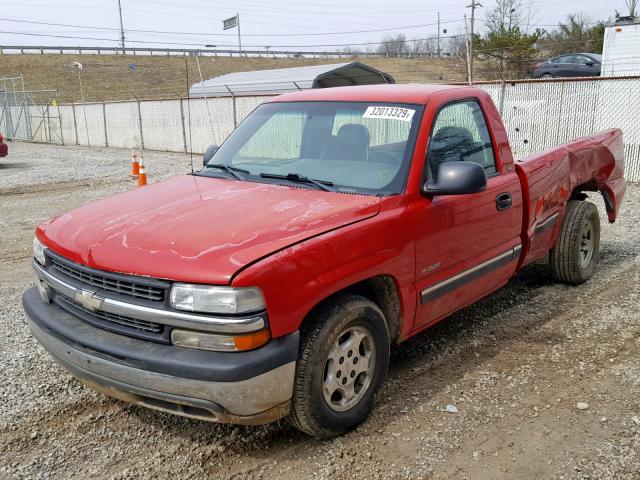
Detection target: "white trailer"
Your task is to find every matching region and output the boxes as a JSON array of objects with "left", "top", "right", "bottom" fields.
[{"left": 601, "top": 19, "right": 640, "bottom": 77}]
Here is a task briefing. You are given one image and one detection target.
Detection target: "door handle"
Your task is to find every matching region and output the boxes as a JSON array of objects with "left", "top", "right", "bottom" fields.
[{"left": 496, "top": 192, "right": 512, "bottom": 211}]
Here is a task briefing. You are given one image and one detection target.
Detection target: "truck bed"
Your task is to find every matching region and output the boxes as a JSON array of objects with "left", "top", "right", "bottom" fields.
[{"left": 515, "top": 129, "right": 625, "bottom": 267}]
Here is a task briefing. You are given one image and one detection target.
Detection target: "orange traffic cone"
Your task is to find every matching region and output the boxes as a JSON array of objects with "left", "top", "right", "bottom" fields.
[
  {"left": 137, "top": 156, "right": 147, "bottom": 187},
  {"left": 131, "top": 148, "right": 140, "bottom": 177}
]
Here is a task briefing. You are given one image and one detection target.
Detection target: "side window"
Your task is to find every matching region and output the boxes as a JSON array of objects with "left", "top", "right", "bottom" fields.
[
  {"left": 427, "top": 100, "right": 497, "bottom": 179},
  {"left": 557, "top": 55, "right": 576, "bottom": 64}
]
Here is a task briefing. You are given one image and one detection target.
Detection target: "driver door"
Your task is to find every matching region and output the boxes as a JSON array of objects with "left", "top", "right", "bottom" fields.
[{"left": 413, "top": 100, "right": 522, "bottom": 331}]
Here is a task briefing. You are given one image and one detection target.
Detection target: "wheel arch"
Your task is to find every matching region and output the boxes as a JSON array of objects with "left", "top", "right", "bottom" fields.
[
  {"left": 569, "top": 180, "right": 616, "bottom": 220},
  {"left": 546, "top": 182, "right": 604, "bottom": 252},
  {"left": 301, "top": 275, "right": 405, "bottom": 345}
]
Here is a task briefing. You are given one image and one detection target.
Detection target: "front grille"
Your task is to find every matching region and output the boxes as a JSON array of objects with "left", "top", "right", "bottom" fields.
[
  {"left": 50, "top": 257, "right": 165, "bottom": 302},
  {"left": 57, "top": 294, "right": 164, "bottom": 334}
]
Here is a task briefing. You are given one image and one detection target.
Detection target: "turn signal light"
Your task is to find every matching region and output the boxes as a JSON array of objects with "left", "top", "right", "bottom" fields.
[
  {"left": 234, "top": 329, "right": 271, "bottom": 351},
  {"left": 171, "top": 328, "right": 270, "bottom": 352}
]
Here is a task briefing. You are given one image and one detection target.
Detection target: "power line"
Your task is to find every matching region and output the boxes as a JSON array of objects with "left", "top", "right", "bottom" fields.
[
  {"left": 0, "top": 18, "right": 119, "bottom": 32},
  {"left": 0, "top": 29, "right": 467, "bottom": 49},
  {"left": 0, "top": 17, "right": 464, "bottom": 38},
  {"left": 129, "top": 0, "right": 468, "bottom": 12},
  {"left": 136, "top": 0, "right": 617, "bottom": 21},
  {"left": 0, "top": 30, "right": 612, "bottom": 53},
  {"left": 125, "top": 0, "right": 467, "bottom": 21}
]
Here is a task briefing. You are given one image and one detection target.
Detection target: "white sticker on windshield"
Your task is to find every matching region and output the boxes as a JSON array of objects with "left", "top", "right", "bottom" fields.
[{"left": 363, "top": 106, "right": 415, "bottom": 122}]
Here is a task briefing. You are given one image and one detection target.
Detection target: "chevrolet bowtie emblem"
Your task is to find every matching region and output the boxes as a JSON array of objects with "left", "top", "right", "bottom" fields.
[{"left": 74, "top": 289, "right": 103, "bottom": 311}]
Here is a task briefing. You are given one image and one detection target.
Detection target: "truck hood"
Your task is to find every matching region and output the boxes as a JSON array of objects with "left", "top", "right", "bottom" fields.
[{"left": 37, "top": 175, "right": 380, "bottom": 284}]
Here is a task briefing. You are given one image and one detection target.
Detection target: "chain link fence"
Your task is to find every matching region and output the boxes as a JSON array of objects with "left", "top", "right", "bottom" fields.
[
  {"left": 6, "top": 77, "right": 640, "bottom": 182},
  {"left": 1, "top": 76, "right": 63, "bottom": 144},
  {"left": 47, "top": 95, "right": 271, "bottom": 154},
  {"left": 478, "top": 77, "right": 640, "bottom": 181}
]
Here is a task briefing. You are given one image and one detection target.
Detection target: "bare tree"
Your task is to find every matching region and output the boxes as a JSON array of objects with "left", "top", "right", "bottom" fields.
[
  {"left": 485, "top": 0, "right": 523, "bottom": 32},
  {"left": 377, "top": 34, "right": 409, "bottom": 57},
  {"left": 522, "top": 0, "right": 540, "bottom": 33},
  {"left": 412, "top": 38, "right": 438, "bottom": 56},
  {"left": 340, "top": 46, "right": 355, "bottom": 56},
  {"left": 448, "top": 34, "right": 470, "bottom": 81},
  {"left": 626, "top": 0, "right": 638, "bottom": 17},
  {"left": 539, "top": 14, "right": 605, "bottom": 56}
]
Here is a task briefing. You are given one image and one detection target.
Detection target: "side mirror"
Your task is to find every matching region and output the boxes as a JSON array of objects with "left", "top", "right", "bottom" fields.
[
  {"left": 422, "top": 161, "right": 487, "bottom": 196},
  {"left": 203, "top": 144, "right": 219, "bottom": 167},
  {"left": 586, "top": 61, "right": 594, "bottom": 66}
]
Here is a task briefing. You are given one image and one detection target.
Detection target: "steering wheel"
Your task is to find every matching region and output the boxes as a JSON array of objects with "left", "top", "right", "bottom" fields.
[{"left": 368, "top": 150, "right": 402, "bottom": 165}]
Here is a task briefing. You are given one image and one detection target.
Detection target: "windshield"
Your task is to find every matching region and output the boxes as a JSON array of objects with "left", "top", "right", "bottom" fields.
[{"left": 200, "top": 101, "right": 423, "bottom": 195}]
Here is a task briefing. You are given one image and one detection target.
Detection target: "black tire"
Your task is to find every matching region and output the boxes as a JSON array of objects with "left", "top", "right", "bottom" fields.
[
  {"left": 542, "top": 73, "right": 554, "bottom": 79},
  {"left": 549, "top": 200, "right": 600, "bottom": 284},
  {"left": 288, "top": 293, "right": 390, "bottom": 438}
]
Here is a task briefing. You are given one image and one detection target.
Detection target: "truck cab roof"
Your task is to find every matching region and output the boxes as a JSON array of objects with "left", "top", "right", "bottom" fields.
[{"left": 271, "top": 84, "right": 466, "bottom": 105}]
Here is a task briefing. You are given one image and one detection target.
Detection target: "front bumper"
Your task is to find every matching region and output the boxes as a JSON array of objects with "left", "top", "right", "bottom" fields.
[{"left": 23, "top": 287, "right": 299, "bottom": 425}]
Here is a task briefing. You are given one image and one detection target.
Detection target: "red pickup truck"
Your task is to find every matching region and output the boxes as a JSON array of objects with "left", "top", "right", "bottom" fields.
[
  {"left": 23, "top": 85, "right": 625, "bottom": 438},
  {"left": 0, "top": 132, "right": 8, "bottom": 158}
]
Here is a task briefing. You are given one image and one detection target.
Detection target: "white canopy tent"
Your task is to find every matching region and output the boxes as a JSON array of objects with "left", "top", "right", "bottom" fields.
[{"left": 189, "top": 62, "right": 395, "bottom": 97}]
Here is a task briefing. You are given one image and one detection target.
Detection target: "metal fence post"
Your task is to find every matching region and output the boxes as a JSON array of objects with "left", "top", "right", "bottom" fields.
[
  {"left": 136, "top": 99, "right": 145, "bottom": 149},
  {"left": 102, "top": 102, "right": 108, "bottom": 147},
  {"left": 590, "top": 79, "right": 601, "bottom": 134},
  {"left": 57, "top": 101, "right": 64, "bottom": 145},
  {"left": 3, "top": 93, "right": 13, "bottom": 140},
  {"left": 233, "top": 95, "right": 238, "bottom": 128},
  {"left": 71, "top": 103, "right": 79, "bottom": 145},
  {"left": 498, "top": 80, "right": 506, "bottom": 116},
  {"left": 557, "top": 82, "right": 566, "bottom": 147},
  {"left": 225, "top": 85, "right": 237, "bottom": 128},
  {"left": 179, "top": 98, "right": 188, "bottom": 153},
  {"left": 46, "top": 105, "right": 52, "bottom": 143}
]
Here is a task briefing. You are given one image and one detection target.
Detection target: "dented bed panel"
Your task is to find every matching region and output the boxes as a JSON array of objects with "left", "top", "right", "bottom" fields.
[{"left": 515, "top": 129, "right": 625, "bottom": 267}]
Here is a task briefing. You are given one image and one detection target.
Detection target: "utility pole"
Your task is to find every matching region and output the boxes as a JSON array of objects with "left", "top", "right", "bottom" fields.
[
  {"left": 237, "top": 13, "right": 242, "bottom": 55},
  {"left": 117, "top": 0, "right": 126, "bottom": 53},
  {"left": 437, "top": 12, "right": 441, "bottom": 57},
  {"left": 467, "top": 1, "right": 482, "bottom": 85},
  {"left": 464, "top": 14, "right": 471, "bottom": 84}
]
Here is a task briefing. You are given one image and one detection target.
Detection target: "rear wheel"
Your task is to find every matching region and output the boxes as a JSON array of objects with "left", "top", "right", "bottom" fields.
[
  {"left": 549, "top": 200, "right": 600, "bottom": 284},
  {"left": 288, "top": 294, "right": 390, "bottom": 438},
  {"left": 542, "top": 73, "right": 554, "bottom": 79}
]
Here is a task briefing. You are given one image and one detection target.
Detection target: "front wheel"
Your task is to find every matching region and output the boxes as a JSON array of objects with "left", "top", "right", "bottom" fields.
[
  {"left": 549, "top": 200, "right": 601, "bottom": 284},
  {"left": 288, "top": 294, "right": 390, "bottom": 438}
]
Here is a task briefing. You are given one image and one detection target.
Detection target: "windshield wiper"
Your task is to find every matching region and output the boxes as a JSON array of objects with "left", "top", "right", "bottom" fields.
[
  {"left": 259, "top": 172, "right": 336, "bottom": 192},
  {"left": 204, "top": 163, "right": 249, "bottom": 180}
]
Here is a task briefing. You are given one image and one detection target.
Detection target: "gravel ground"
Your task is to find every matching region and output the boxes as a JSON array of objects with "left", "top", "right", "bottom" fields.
[{"left": 1, "top": 142, "right": 639, "bottom": 480}]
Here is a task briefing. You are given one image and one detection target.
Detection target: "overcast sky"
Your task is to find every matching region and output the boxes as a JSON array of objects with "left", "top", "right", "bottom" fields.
[{"left": 0, "top": 0, "right": 632, "bottom": 52}]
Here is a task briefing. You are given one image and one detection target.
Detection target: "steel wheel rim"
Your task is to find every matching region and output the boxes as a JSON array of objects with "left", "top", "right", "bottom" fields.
[
  {"left": 580, "top": 218, "right": 595, "bottom": 268},
  {"left": 322, "top": 325, "right": 376, "bottom": 412}
]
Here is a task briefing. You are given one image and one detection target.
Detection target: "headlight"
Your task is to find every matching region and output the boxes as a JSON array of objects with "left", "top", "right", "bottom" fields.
[
  {"left": 33, "top": 237, "right": 47, "bottom": 265},
  {"left": 170, "top": 284, "right": 265, "bottom": 314}
]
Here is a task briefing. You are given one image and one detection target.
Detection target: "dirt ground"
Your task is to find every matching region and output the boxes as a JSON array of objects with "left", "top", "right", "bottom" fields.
[{"left": 1, "top": 142, "right": 639, "bottom": 480}]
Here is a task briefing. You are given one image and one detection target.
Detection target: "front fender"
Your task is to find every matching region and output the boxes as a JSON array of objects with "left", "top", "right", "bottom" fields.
[{"left": 231, "top": 200, "right": 416, "bottom": 339}]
